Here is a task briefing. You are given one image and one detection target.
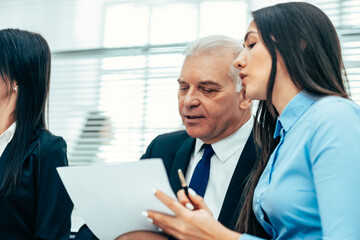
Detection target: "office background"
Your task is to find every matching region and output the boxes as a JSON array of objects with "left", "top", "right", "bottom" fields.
[{"left": 0, "top": 0, "right": 359, "bottom": 232}]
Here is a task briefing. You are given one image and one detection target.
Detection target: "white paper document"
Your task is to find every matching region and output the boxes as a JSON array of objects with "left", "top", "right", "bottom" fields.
[{"left": 57, "top": 159, "right": 176, "bottom": 240}]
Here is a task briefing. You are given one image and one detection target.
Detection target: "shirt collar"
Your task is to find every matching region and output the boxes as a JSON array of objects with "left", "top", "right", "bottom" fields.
[
  {"left": 194, "top": 117, "right": 254, "bottom": 163},
  {"left": 0, "top": 122, "right": 16, "bottom": 144},
  {"left": 274, "top": 91, "right": 317, "bottom": 138}
]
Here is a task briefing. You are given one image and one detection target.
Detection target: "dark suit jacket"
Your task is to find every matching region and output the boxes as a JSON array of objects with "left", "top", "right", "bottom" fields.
[
  {"left": 0, "top": 127, "right": 73, "bottom": 240},
  {"left": 75, "top": 130, "right": 257, "bottom": 239},
  {"left": 141, "top": 130, "right": 257, "bottom": 229}
]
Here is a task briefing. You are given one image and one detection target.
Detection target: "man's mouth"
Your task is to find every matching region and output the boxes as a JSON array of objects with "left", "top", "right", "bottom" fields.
[{"left": 185, "top": 115, "right": 204, "bottom": 119}]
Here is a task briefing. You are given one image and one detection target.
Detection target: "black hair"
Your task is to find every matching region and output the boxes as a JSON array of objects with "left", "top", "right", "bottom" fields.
[
  {"left": 0, "top": 29, "right": 51, "bottom": 196},
  {"left": 235, "top": 2, "right": 349, "bottom": 237}
]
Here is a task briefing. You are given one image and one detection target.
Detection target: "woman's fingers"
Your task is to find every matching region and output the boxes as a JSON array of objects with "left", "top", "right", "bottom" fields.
[
  {"left": 177, "top": 188, "right": 210, "bottom": 213},
  {"left": 146, "top": 210, "right": 175, "bottom": 226},
  {"left": 187, "top": 188, "right": 213, "bottom": 216},
  {"left": 177, "top": 189, "right": 194, "bottom": 210},
  {"left": 153, "top": 189, "right": 189, "bottom": 217},
  {"left": 146, "top": 210, "right": 184, "bottom": 239},
  {"left": 177, "top": 189, "right": 188, "bottom": 204},
  {"left": 151, "top": 218, "right": 180, "bottom": 238},
  {"left": 155, "top": 188, "right": 212, "bottom": 216},
  {"left": 147, "top": 190, "right": 194, "bottom": 239},
  {"left": 144, "top": 189, "right": 237, "bottom": 240}
]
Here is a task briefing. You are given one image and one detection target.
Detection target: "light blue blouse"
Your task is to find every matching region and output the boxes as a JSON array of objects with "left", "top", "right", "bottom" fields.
[{"left": 241, "top": 91, "right": 360, "bottom": 240}]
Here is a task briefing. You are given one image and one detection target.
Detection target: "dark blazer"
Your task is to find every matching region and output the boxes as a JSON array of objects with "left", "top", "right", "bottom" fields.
[
  {"left": 141, "top": 130, "right": 257, "bottom": 229},
  {"left": 75, "top": 130, "right": 257, "bottom": 239},
  {"left": 0, "top": 127, "right": 73, "bottom": 240}
]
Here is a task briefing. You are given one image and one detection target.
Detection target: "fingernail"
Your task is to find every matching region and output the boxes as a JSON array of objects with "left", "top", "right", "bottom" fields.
[
  {"left": 152, "top": 188, "right": 157, "bottom": 194},
  {"left": 142, "top": 211, "right": 153, "bottom": 223},
  {"left": 188, "top": 188, "right": 196, "bottom": 197},
  {"left": 141, "top": 211, "right": 148, "bottom": 217},
  {"left": 185, "top": 203, "right": 194, "bottom": 210}
]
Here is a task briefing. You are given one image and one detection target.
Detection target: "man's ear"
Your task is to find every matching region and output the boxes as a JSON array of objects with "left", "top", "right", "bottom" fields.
[{"left": 238, "top": 88, "right": 252, "bottom": 110}]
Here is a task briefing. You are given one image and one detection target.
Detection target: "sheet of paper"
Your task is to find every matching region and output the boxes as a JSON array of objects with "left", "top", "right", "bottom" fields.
[{"left": 57, "top": 159, "right": 176, "bottom": 240}]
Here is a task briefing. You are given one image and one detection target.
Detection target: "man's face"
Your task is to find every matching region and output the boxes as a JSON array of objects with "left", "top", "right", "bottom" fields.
[{"left": 178, "top": 54, "right": 245, "bottom": 144}]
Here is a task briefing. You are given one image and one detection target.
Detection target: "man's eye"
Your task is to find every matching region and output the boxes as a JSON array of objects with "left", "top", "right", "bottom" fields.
[
  {"left": 202, "top": 88, "right": 216, "bottom": 93},
  {"left": 179, "top": 86, "right": 188, "bottom": 91}
]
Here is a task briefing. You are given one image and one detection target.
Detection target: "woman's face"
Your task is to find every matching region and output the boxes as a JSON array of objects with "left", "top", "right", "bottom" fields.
[
  {"left": 0, "top": 78, "right": 10, "bottom": 102},
  {"left": 233, "top": 21, "right": 272, "bottom": 100},
  {"left": 0, "top": 78, "right": 17, "bottom": 114}
]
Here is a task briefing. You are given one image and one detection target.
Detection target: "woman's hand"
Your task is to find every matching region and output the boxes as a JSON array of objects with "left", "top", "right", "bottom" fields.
[
  {"left": 176, "top": 188, "right": 212, "bottom": 214},
  {"left": 145, "top": 189, "right": 241, "bottom": 240}
]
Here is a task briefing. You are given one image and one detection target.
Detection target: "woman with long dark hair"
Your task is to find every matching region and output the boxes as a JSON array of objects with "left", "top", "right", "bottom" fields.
[
  {"left": 0, "top": 29, "right": 73, "bottom": 239},
  {"left": 119, "top": 2, "right": 360, "bottom": 240}
]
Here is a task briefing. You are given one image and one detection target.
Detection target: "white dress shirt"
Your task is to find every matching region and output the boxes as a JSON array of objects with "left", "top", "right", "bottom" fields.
[
  {"left": 0, "top": 122, "right": 16, "bottom": 157},
  {"left": 186, "top": 117, "right": 253, "bottom": 219}
]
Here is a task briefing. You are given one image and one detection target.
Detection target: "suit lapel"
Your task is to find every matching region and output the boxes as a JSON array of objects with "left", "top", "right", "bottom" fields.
[
  {"left": 217, "top": 132, "right": 257, "bottom": 229},
  {"left": 168, "top": 137, "right": 195, "bottom": 194}
]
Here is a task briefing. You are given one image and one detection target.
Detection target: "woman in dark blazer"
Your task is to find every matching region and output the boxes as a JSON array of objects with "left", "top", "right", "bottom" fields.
[{"left": 0, "top": 29, "right": 73, "bottom": 239}]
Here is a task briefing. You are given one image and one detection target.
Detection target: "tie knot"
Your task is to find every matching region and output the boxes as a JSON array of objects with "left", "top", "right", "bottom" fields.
[{"left": 202, "top": 144, "right": 214, "bottom": 159}]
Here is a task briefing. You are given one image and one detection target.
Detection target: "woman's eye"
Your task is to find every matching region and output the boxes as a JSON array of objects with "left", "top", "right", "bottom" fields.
[{"left": 248, "top": 42, "right": 256, "bottom": 49}]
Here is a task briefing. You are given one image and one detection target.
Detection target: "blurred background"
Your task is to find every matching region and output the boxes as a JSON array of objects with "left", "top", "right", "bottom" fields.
[{"left": 0, "top": 0, "right": 359, "bottom": 232}]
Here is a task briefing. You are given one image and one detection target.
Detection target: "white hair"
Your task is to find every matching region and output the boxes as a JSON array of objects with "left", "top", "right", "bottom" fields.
[{"left": 183, "top": 35, "right": 243, "bottom": 92}]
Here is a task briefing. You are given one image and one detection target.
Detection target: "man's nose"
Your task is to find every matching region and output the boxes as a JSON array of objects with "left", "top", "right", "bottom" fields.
[{"left": 183, "top": 88, "right": 200, "bottom": 108}]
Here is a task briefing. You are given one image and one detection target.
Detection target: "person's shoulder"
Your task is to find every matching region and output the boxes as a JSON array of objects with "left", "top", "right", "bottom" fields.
[
  {"left": 153, "top": 130, "right": 191, "bottom": 145},
  {"left": 315, "top": 95, "right": 356, "bottom": 105},
  {"left": 141, "top": 130, "right": 192, "bottom": 160},
  {"left": 157, "top": 130, "right": 190, "bottom": 139},
  {"left": 307, "top": 96, "right": 360, "bottom": 132},
  {"left": 30, "top": 128, "right": 68, "bottom": 167},
  {"left": 312, "top": 96, "right": 360, "bottom": 118},
  {"left": 36, "top": 128, "right": 67, "bottom": 149}
]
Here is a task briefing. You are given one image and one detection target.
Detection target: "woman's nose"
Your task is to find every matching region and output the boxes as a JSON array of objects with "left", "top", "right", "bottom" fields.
[{"left": 233, "top": 51, "right": 246, "bottom": 70}]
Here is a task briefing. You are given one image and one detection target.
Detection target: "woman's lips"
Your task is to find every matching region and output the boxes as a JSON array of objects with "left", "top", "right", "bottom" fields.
[{"left": 239, "top": 72, "right": 247, "bottom": 80}]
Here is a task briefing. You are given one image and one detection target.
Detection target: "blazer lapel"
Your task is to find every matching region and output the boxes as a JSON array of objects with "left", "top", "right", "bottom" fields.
[
  {"left": 0, "top": 130, "right": 38, "bottom": 183},
  {"left": 168, "top": 137, "right": 195, "bottom": 194},
  {"left": 0, "top": 144, "right": 12, "bottom": 183},
  {"left": 217, "top": 132, "right": 257, "bottom": 229}
]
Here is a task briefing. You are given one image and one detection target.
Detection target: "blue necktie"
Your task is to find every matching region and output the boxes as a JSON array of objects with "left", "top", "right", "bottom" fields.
[{"left": 189, "top": 144, "right": 214, "bottom": 197}]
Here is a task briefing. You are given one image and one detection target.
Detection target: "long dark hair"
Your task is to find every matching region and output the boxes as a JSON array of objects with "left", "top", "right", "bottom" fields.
[
  {"left": 0, "top": 29, "right": 51, "bottom": 196},
  {"left": 235, "top": 2, "right": 350, "bottom": 237}
]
